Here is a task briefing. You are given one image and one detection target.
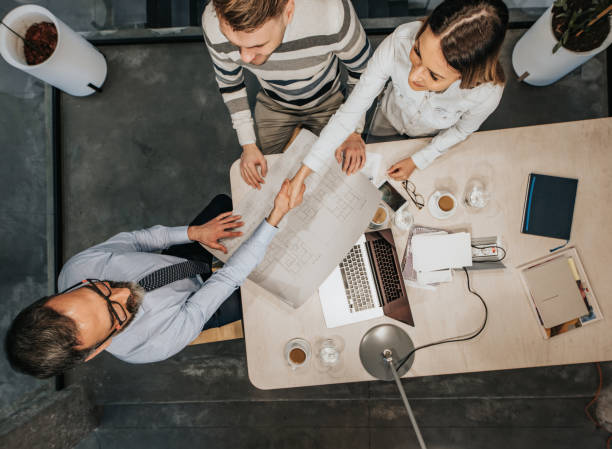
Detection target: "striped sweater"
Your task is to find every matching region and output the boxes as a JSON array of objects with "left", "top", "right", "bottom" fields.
[{"left": 202, "top": 0, "right": 372, "bottom": 146}]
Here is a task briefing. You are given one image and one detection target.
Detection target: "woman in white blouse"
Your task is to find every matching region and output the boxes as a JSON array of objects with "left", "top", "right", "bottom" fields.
[{"left": 289, "top": 0, "right": 509, "bottom": 202}]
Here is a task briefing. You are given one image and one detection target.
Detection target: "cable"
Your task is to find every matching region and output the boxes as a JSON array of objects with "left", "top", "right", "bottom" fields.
[
  {"left": 584, "top": 362, "right": 603, "bottom": 428},
  {"left": 395, "top": 267, "right": 488, "bottom": 372}
]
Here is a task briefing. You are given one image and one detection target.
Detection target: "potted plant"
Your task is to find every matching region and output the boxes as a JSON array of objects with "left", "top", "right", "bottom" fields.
[
  {"left": 512, "top": 0, "right": 612, "bottom": 86},
  {"left": 0, "top": 5, "right": 107, "bottom": 96}
]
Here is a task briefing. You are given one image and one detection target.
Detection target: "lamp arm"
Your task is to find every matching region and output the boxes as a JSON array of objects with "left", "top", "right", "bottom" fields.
[{"left": 384, "top": 351, "right": 428, "bottom": 449}]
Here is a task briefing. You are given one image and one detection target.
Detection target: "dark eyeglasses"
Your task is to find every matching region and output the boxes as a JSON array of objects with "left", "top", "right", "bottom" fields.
[
  {"left": 58, "top": 278, "right": 127, "bottom": 349},
  {"left": 402, "top": 180, "right": 425, "bottom": 210}
]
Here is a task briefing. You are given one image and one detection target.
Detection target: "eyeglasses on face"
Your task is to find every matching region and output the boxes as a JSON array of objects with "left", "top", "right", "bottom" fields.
[{"left": 58, "top": 278, "right": 128, "bottom": 349}]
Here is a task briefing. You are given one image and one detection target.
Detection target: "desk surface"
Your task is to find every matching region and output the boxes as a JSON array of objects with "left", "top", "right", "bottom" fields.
[{"left": 231, "top": 118, "right": 612, "bottom": 390}]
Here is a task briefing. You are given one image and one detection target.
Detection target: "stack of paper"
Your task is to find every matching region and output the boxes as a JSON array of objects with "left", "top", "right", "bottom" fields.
[{"left": 411, "top": 232, "right": 472, "bottom": 286}]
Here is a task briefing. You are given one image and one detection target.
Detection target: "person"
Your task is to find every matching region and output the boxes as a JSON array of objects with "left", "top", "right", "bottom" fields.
[
  {"left": 288, "top": 0, "right": 509, "bottom": 201},
  {"left": 5, "top": 180, "right": 305, "bottom": 379},
  {"left": 202, "top": 0, "right": 372, "bottom": 189}
]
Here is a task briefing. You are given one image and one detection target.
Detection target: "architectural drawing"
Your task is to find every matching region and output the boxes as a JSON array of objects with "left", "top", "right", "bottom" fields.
[{"left": 208, "top": 129, "right": 381, "bottom": 308}]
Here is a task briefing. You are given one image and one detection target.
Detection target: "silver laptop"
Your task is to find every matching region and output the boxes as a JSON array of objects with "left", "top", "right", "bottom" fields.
[{"left": 319, "top": 229, "right": 413, "bottom": 328}]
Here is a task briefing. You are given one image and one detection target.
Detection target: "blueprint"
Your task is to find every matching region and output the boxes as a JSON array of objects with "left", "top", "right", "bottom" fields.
[{"left": 209, "top": 129, "right": 382, "bottom": 308}]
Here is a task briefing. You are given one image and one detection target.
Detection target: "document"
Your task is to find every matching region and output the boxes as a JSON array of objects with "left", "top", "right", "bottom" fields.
[
  {"left": 209, "top": 129, "right": 382, "bottom": 308},
  {"left": 412, "top": 232, "right": 472, "bottom": 272}
]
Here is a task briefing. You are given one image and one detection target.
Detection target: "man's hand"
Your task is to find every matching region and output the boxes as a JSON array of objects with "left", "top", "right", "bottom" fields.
[
  {"left": 240, "top": 143, "right": 268, "bottom": 189},
  {"left": 387, "top": 157, "right": 417, "bottom": 181},
  {"left": 187, "top": 211, "right": 244, "bottom": 254},
  {"left": 267, "top": 179, "right": 306, "bottom": 227},
  {"left": 334, "top": 132, "right": 366, "bottom": 175}
]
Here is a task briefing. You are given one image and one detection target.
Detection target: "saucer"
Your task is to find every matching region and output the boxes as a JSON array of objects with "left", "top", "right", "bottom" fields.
[{"left": 428, "top": 194, "right": 457, "bottom": 219}]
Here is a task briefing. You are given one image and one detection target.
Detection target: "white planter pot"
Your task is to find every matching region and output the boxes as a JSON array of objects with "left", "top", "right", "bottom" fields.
[
  {"left": 512, "top": 6, "right": 612, "bottom": 86},
  {"left": 0, "top": 5, "right": 107, "bottom": 96}
]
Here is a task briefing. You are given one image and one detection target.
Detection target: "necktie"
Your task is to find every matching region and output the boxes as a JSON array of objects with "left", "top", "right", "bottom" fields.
[{"left": 138, "top": 260, "right": 211, "bottom": 292}]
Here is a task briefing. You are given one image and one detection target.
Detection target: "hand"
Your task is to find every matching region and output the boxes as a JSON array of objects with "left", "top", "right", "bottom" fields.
[
  {"left": 334, "top": 132, "right": 366, "bottom": 175},
  {"left": 387, "top": 157, "right": 417, "bottom": 181},
  {"left": 240, "top": 143, "right": 268, "bottom": 189},
  {"left": 187, "top": 211, "right": 244, "bottom": 254},
  {"left": 267, "top": 179, "right": 306, "bottom": 226},
  {"left": 287, "top": 165, "right": 312, "bottom": 209}
]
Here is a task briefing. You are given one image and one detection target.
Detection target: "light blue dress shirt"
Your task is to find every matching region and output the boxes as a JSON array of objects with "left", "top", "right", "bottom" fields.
[{"left": 58, "top": 221, "right": 278, "bottom": 363}]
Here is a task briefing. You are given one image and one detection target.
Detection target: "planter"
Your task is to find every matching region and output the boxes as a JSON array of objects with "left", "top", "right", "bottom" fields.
[
  {"left": 0, "top": 5, "right": 107, "bottom": 96},
  {"left": 512, "top": 6, "right": 612, "bottom": 86}
]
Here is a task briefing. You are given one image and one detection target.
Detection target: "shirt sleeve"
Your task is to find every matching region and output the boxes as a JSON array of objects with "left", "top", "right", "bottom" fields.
[
  {"left": 203, "top": 30, "right": 256, "bottom": 146},
  {"left": 85, "top": 225, "right": 191, "bottom": 254},
  {"left": 182, "top": 219, "right": 278, "bottom": 333},
  {"left": 411, "top": 85, "right": 504, "bottom": 169},
  {"left": 333, "top": 0, "right": 372, "bottom": 133},
  {"left": 304, "top": 32, "right": 395, "bottom": 173}
]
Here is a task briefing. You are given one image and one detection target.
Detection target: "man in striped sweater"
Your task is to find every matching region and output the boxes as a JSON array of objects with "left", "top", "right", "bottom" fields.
[{"left": 202, "top": 0, "right": 372, "bottom": 189}]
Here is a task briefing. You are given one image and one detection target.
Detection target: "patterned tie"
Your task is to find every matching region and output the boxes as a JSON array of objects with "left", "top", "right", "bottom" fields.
[{"left": 138, "top": 260, "right": 211, "bottom": 292}]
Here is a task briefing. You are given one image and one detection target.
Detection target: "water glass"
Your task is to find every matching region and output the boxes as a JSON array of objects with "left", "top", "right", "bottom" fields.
[{"left": 464, "top": 179, "right": 490, "bottom": 210}]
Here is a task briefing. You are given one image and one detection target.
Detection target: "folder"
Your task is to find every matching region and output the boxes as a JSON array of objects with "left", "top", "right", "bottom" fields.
[{"left": 522, "top": 256, "right": 588, "bottom": 328}]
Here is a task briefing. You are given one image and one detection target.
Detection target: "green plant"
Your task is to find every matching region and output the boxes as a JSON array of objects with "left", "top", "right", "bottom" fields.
[{"left": 552, "top": 0, "right": 611, "bottom": 53}]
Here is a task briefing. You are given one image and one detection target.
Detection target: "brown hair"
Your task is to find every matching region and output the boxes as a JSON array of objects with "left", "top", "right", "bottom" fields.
[
  {"left": 213, "top": 0, "right": 290, "bottom": 32},
  {"left": 417, "top": 0, "right": 509, "bottom": 89}
]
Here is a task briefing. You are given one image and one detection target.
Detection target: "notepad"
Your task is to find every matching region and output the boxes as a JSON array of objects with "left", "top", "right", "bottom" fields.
[
  {"left": 522, "top": 173, "right": 578, "bottom": 240},
  {"left": 522, "top": 257, "right": 587, "bottom": 328}
]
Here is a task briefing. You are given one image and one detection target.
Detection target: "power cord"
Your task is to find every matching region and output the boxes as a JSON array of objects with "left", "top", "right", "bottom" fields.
[{"left": 395, "top": 267, "right": 488, "bottom": 372}]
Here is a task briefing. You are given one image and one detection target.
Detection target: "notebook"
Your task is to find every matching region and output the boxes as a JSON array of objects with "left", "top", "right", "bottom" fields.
[{"left": 521, "top": 173, "right": 578, "bottom": 240}]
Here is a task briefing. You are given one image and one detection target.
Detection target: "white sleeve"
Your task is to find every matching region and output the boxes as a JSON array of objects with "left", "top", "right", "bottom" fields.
[
  {"left": 411, "top": 86, "right": 504, "bottom": 169},
  {"left": 303, "top": 33, "right": 396, "bottom": 173}
]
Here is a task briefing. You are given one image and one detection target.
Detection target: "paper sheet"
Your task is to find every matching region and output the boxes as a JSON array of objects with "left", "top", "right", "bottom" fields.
[
  {"left": 209, "top": 129, "right": 382, "bottom": 308},
  {"left": 412, "top": 232, "right": 473, "bottom": 272}
]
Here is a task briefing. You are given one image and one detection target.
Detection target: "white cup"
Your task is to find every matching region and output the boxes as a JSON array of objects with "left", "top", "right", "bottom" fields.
[
  {"left": 284, "top": 338, "right": 311, "bottom": 370},
  {"left": 369, "top": 202, "right": 390, "bottom": 229},
  {"left": 428, "top": 191, "right": 457, "bottom": 219}
]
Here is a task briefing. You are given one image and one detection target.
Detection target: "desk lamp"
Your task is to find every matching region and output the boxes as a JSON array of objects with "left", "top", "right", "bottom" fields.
[{"left": 359, "top": 324, "right": 427, "bottom": 449}]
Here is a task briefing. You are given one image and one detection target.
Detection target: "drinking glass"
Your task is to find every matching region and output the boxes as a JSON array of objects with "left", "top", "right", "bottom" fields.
[
  {"left": 318, "top": 339, "right": 340, "bottom": 368},
  {"left": 464, "top": 178, "right": 490, "bottom": 210},
  {"left": 394, "top": 202, "right": 414, "bottom": 230}
]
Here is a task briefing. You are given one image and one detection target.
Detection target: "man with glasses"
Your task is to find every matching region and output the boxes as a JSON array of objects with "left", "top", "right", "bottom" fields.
[{"left": 5, "top": 180, "right": 305, "bottom": 378}]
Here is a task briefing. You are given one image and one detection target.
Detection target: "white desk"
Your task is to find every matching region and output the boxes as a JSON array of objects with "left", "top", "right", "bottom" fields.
[{"left": 231, "top": 118, "right": 612, "bottom": 390}]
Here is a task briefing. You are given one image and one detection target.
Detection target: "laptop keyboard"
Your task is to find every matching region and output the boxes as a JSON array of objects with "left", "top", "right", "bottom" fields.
[
  {"left": 372, "top": 238, "right": 403, "bottom": 302},
  {"left": 339, "top": 245, "right": 375, "bottom": 312}
]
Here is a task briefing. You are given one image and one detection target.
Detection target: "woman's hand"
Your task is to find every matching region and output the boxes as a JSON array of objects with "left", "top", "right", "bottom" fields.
[
  {"left": 387, "top": 157, "right": 417, "bottom": 181},
  {"left": 187, "top": 212, "right": 244, "bottom": 253},
  {"left": 287, "top": 165, "right": 312, "bottom": 208},
  {"left": 334, "top": 132, "right": 366, "bottom": 175},
  {"left": 267, "top": 179, "right": 306, "bottom": 226}
]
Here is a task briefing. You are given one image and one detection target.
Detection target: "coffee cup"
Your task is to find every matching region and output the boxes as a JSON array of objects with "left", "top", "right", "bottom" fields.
[
  {"left": 369, "top": 202, "right": 389, "bottom": 229},
  {"left": 428, "top": 191, "right": 457, "bottom": 219},
  {"left": 285, "top": 338, "right": 311, "bottom": 370}
]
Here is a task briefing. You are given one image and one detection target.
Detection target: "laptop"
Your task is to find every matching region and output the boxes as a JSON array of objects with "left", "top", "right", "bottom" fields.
[{"left": 319, "top": 229, "right": 414, "bottom": 328}]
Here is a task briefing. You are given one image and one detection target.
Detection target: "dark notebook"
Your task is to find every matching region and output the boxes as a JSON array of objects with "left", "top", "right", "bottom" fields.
[{"left": 522, "top": 173, "right": 578, "bottom": 240}]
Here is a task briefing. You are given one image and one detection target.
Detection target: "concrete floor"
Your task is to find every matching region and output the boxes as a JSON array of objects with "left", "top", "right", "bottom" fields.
[{"left": 0, "top": 1, "right": 610, "bottom": 448}]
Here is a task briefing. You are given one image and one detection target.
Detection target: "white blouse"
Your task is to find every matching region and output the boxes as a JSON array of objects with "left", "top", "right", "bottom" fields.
[{"left": 304, "top": 21, "right": 504, "bottom": 172}]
